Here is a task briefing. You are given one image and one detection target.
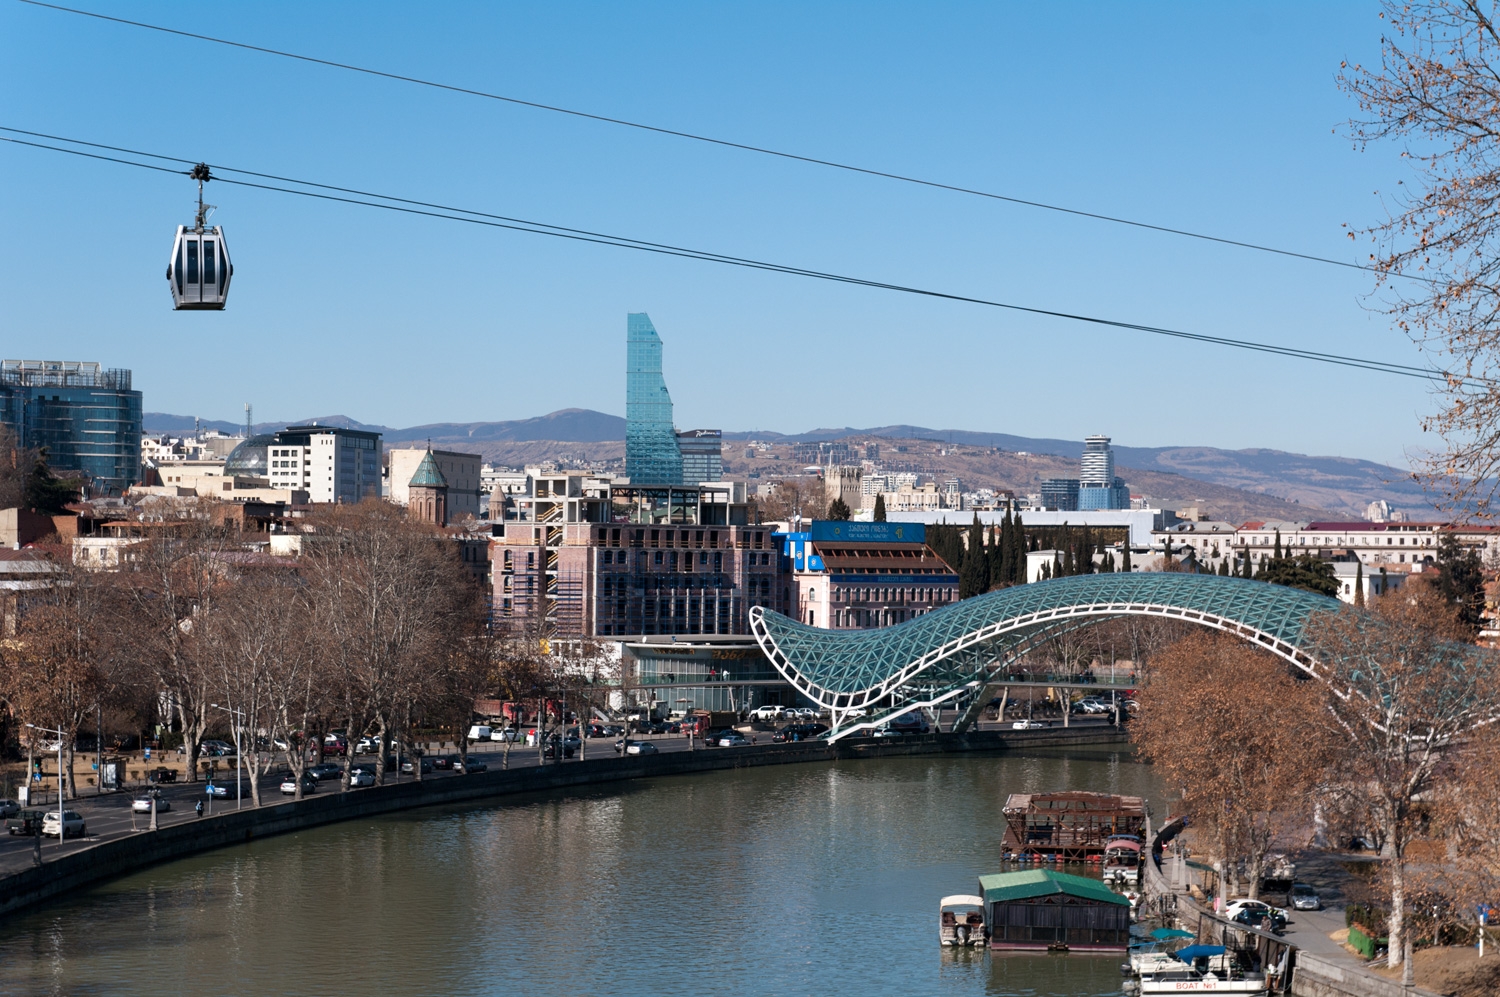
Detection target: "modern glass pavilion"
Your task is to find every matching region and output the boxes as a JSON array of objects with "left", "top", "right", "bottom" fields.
[{"left": 749, "top": 573, "right": 1342, "bottom": 739}]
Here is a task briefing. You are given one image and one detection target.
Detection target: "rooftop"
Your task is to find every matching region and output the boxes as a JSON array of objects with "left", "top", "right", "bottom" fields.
[{"left": 977, "top": 869, "right": 1129, "bottom": 906}]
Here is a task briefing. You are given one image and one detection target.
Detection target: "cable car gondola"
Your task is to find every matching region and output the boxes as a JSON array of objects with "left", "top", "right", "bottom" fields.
[{"left": 167, "top": 163, "right": 232, "bottom": 310}]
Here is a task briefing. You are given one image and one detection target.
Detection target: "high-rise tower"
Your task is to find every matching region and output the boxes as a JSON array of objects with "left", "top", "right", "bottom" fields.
[
  {"left": 1080, "top": 434, "right": 1114, "bottom": 484},
  {"left": 625, "top": 313, "right": 683, "bottom": 485}
]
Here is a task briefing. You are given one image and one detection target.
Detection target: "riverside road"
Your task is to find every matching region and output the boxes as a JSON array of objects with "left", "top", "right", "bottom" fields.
[{"left": 0, "top": 717, "right": 1121, "bottom": 878}]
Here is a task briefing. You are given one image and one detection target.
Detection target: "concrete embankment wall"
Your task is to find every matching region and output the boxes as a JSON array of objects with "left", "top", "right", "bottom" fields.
[
  {"left": 1143, "top": 812, "right": 1442, "bottom": 997},
  {"left": 0, "top": 726, "right": 1127, "bottom": 921}
]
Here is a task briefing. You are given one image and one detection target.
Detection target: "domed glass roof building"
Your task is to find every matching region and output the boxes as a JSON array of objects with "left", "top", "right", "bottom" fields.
[{"left": 223, "top": 434, "right": 276, "bottom": 478}]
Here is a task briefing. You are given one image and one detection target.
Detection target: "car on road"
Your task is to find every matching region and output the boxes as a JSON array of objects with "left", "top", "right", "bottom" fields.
[
  {"left": 199, "top": 739, "right": 236, "bottom": 756},
  {"left": 432, "top": 755, "right": 454, "bottom": 770},
  {"left": 205, "top": 782, "right": 247, "bottom": 800},
  {"left": 491, "top": 728, "right": 520, "bottom": 742},
  {"left": 1072, "top": 697, "right": 1111, "bottom": 714},
  {"left": 6, "top": 809, "right": 46, "bottom": 835},
  {"left": 613, "top": 739, "right": 659, "bottom": 755},
  {"left": 1011, "top": 719, "right": 1049, "bottom": 729},
  {"left": 0, "top": 799, "right": 20, "bottom": 819},
  {"left": 717, "top": 732, "right": 751, "bottom": 747},
  {"left": 348, "top": 767, "right": 375, "bottom": 788},
  {"left": 308, "top": 762, "right": 344, "bottom": 782},
  {"left": 1288, "top": 883, "right": 1322, "bottom": 911},
  {"left": 455, "top": 757, "right": 487, "bottom": 774},
  {"left": 1222, "top": 898, "right": 1288, "bottom": 930},
  {"left": 772, "top": 723, "right": 828, "bottom": 742},
  {"left": 280, "top": 772, "right": 319, "bottom": 795},
  {"left": 751, "top": 705, "right": 787, "bottom": 722},
  {"left": 131, "top": 793, "right": 170, "bottom": 813},
  {"left": 466, "top": 725, "right": 493, "bottom": 742},
  {"left": 41, "top": 810, "right": 85, "bottom": 838}
]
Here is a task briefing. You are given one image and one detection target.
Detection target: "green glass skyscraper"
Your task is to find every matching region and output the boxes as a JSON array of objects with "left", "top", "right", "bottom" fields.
[{"left": 625, "top": 313, "right": 683, "bottom": 485}]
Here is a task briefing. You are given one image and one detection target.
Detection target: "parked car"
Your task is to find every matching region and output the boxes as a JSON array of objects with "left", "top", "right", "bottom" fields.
[
  {"left": 751, "top": 705, "right": 787, "bottom": 722},
  {"left": 717, "top": 732, "right": 751, "bottom": 747},
  {"left": 1288, "top": 883, "right": 1322, "bottom": 911},
  {"left": 280, "top": 772, "right": 319, "bottom": 795},
  {"left": 308, "top": 762, "right": 344, "bottom": 782},
  {"left": 5, "top": 809, "right": 47, "bottom": 835},
  {"left": 354, "top": 736, "right": 379, "bottom": 755},
  {"left": 455, "top": 757, "right": 487, "bottom": 774},
  {"left": 431, "top": 755, "right": 454, "bottom": 770},
  {"left": 399, "top": 757, "right": 434, "bottom": 775},
  {"left": 1222, "top": 898, "right": 1288, "bottom": 928},
  {"left": 466, "top": 725, "right": 493, "bottom": 742},
  {"left": 322, "top": 735, "right": 348, "bottom": 756},
  {"left": 348, "top": 767, "right": 375, "bottom": 788},
  {"left": 1011, "top": 719, "right": 1049, "bottom": 729},
  {"left": 41, "top": 810, "right": 85, "bottom": 839},
  {"left": 491, "top": 728, "right": 520, "bottom": 742},
  {"left": 887, "top": 712, "right": 930, "bottom": 735}
]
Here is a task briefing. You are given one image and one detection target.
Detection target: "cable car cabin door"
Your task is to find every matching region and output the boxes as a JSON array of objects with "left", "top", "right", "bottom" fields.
[{"left": 168, "top": 226, "right": 232, "bottom": 310}]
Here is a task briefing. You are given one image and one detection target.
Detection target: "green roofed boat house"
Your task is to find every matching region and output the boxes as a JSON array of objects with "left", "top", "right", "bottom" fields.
[{"left": 976, "top": 869, "right": 1131, "bottom": 951}]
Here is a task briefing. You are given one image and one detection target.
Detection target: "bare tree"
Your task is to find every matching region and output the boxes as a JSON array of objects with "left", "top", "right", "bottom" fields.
[
  {"left": 207, "top": 569, "right": 307, "bottom": 806},
  {"left": 1304, "top": 579, "right": 1500, "bottom": 968},
  {"left": 0, "top": 564, "right": 108, "bottom": 801},
  {"left": 1340, "top": 1, "right": 1500, "bottom": 514},
  {"left": 113, "top": 510, "right": 238, "bottom": 783},
  {"left": 300, "top": 501, "right": 479, "bottom": 787},
  {"left": 1133, "top": 631, "right": 1334, "bottom": 899}
]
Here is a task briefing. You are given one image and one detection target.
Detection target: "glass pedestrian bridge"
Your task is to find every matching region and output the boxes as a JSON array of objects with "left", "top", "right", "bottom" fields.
[{"left": 749, "top": 573, "right": 1342, "bottom": 740}]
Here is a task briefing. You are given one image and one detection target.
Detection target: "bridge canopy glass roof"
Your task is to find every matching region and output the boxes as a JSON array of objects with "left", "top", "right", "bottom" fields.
[{"left": 751, "top": 574, "right": 1341, "bottom": 710}]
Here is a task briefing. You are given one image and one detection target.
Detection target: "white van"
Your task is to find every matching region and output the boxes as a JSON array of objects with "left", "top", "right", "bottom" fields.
[{"left": 466, "top": 725, "right": 492, "bottom": 742}]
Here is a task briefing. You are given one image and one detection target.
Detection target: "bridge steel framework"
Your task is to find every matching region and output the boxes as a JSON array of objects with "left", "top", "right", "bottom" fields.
[{"left": 749, "top": 573, "right": 1341, "bottom": 740}]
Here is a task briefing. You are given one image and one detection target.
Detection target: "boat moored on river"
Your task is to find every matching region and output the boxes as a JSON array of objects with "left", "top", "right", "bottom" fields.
[
  {"left": 1102, "top": 835, "right": 1142, "bottom": 886},
  {"left": 977, "top": 869, "right": 1132, "bottom": 952},
  {"left": 1125, "top": 945, "right": 1269, "bottom": 996},
  {"left": 939, "top": 895, "right": 986, "bottom": 947}
]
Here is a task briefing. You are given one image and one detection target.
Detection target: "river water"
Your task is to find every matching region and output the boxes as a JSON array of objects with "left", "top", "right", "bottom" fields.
[{"left": 0, "top": 749, "right": 1160, "bottom": 996}]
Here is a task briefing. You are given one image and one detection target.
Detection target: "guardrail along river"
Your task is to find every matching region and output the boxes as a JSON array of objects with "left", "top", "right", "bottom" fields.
[{"left": 0, "top": 749, "right": 1160, "bottom": 996}]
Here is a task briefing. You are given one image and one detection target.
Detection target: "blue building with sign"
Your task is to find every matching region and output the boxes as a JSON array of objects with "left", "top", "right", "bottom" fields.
[{"left": 785, "top": 519, "right": 958, "bottom": 630}]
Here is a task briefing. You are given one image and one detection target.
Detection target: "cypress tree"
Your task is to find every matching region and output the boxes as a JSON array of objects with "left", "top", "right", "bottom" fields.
[
  {"left": 994, "top": 511, "right": 1013, "bottom": 589},
  {"left": 1218, "top": 558, "right": 1229, "bottom": 576},
  {"left": 1273, "top": 529, "right": 1283, "bottom": 560},
  {"left": 1080, "top": 526, "right": 1093, "bottom": 574},
  {"left": 873, "top": 493, "right": 887, "bottom": 522},
  {"left": 1354, "top": 559, "right": 1365, "bottom": 607},
  {"left": 1062, "top": 542, "right": 1075, "bottom": 576},
  {"left": 1012, "top": 514, "right": 1027, "bottom": 584},
  {"left": 1121, "top": 544, "right": 1132, "bottom": 572}
]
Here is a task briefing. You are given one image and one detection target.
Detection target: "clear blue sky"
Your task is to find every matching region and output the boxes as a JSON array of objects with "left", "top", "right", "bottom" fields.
[{"left": 0, "top": 2, "right": 1427, "bottom": 465}]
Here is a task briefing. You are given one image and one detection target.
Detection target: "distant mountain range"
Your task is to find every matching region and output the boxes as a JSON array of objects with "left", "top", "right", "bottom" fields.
[{"left": 144, "top": 409, "right": 1436, "bottom": 518}]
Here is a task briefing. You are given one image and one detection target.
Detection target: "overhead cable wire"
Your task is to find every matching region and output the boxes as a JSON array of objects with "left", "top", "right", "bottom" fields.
[
  {"left": 15, "top": 0, "right": 1419, "bottom": 284},
  {"left": 0, "top": 127, "right": 1460, "bottom": 384}
]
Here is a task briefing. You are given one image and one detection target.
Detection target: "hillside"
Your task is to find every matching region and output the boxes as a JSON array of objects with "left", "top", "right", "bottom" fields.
[{"left": 144, "top": 409, "right": 1430, "bottom": 519}]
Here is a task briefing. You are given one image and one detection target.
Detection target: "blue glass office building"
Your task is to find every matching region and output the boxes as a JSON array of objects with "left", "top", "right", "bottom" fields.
[
  {"left": 625, "top": 313, "right": 683, "bottom": 485},
  {"left": 0, "top": 360, "right": 143, "bottom": 495}
]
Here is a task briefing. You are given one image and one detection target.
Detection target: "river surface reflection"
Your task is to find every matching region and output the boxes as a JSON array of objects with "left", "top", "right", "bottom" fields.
[{"left": 0, "top": 748, "right": 1160, "bottom": 996}]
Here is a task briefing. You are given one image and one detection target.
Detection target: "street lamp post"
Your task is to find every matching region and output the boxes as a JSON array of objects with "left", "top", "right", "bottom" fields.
[
  {"left": 25, "top": 723, "right": 68, "bottom": 850},
  {"left": 210, "top": 704, "right": 246, "bottom": 810}
]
